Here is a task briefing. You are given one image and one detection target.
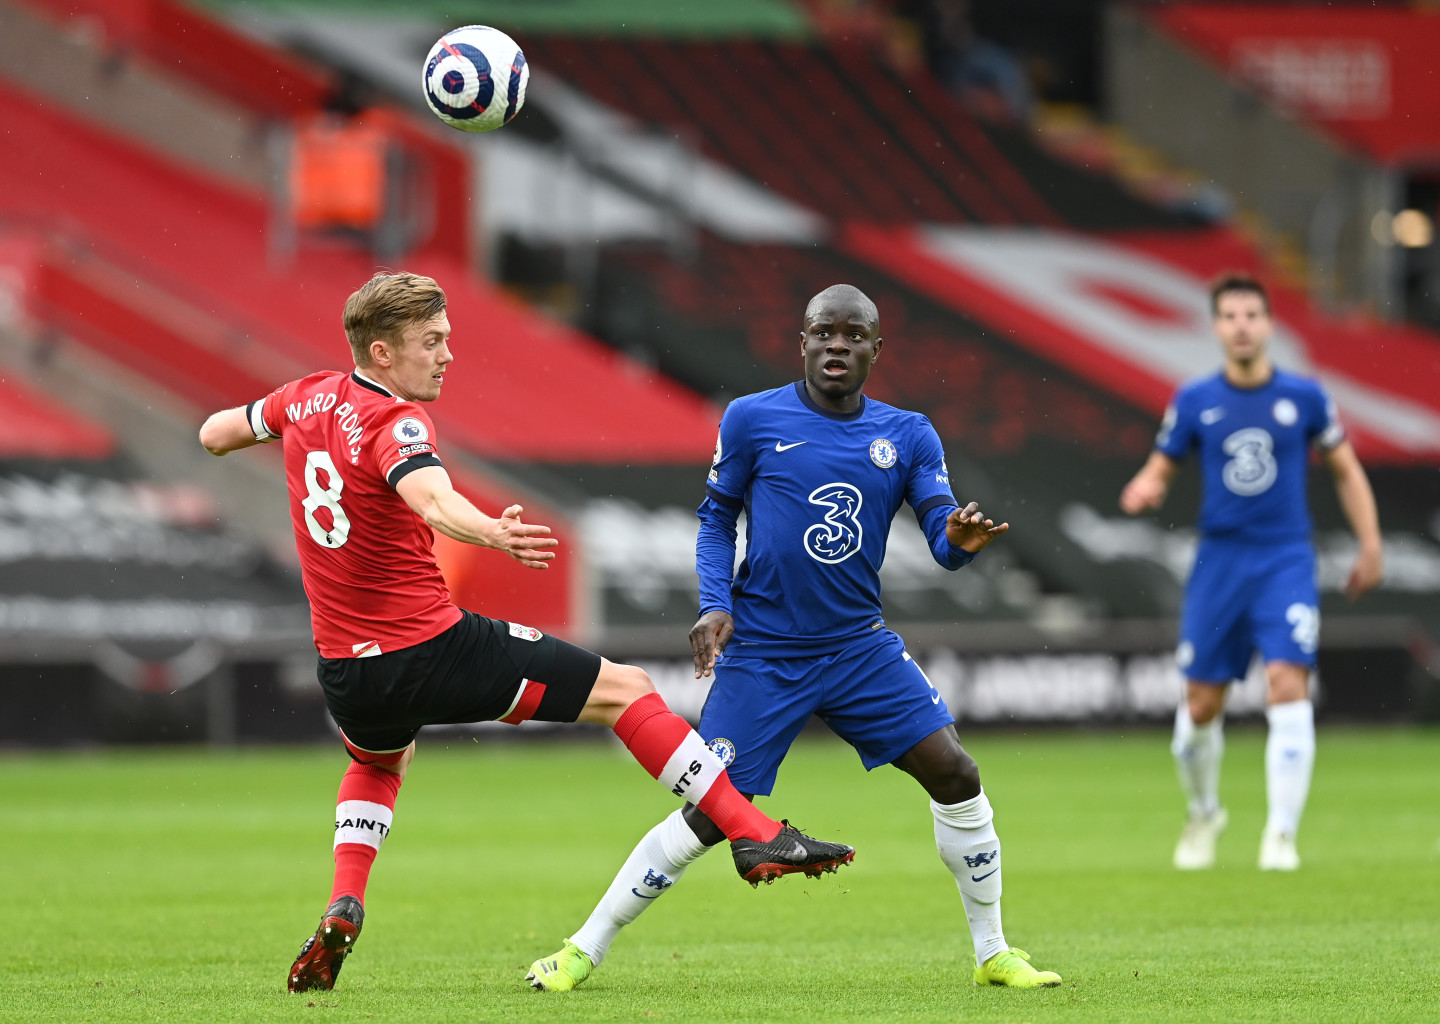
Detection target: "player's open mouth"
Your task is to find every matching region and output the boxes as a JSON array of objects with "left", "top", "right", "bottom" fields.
[{"left": 822, "top": 359, "right": 848, "bottom": 377}]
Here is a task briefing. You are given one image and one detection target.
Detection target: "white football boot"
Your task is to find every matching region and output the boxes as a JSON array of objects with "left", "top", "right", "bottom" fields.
[
  {"left": 1173, "top": 808, "right": 1228, "bottom": 870},
  {"left": 1258, "top": 827, "right": 1300, "bottom": 871}
]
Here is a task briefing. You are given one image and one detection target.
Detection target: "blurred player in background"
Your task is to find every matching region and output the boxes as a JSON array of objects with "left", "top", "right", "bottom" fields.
[
  {"left": 528, "top": 284, "right": 1061, "bottom": 993},
  {"left": 197, "top": 272, "right": 854, "bottom": 994},
  {"left": 1121, "top": 274, "right": 1382, "bottom": 871}
]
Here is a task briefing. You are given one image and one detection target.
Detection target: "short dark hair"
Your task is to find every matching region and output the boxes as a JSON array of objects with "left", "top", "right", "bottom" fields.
[{"left": 1209, "top": 273, "right": 1269, "bottom": 316}]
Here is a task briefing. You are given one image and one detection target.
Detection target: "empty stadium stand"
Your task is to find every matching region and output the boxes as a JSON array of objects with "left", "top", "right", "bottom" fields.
[
  {"left": 0, "top": 371, "right": 115, "bottom": 461},
  {"left": 525, "top": 36, "right": 1198, "bottom": 232}
]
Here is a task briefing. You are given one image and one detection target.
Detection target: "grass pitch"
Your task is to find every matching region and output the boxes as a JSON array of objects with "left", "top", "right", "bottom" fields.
[{"left": 3, "top": 726, "right": 1438, "bottom": 1023}]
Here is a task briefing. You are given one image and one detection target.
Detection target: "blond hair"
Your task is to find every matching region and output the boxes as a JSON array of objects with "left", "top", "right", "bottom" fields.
[{"left": 343, "top": 272, "right": 447, "bottom": 367}]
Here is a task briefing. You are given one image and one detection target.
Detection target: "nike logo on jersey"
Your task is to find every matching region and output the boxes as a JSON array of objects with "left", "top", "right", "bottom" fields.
[
  {"left": 630, "top": 888, "right": 663, "bottom": 900},
  {"left": 775, "top": 441, "right": 808, "bottom": 451},
  {"left": 970, "top": 868, "right": 999, "bottom": 883},
  {"left": 1200, "top": 407, "right": 1226, "bottom": 424}
]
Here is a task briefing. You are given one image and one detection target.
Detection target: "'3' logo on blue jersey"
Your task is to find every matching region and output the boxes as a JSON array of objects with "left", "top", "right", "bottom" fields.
[{"left": 804, "top": 483, "right": 864, "bottom": 564}]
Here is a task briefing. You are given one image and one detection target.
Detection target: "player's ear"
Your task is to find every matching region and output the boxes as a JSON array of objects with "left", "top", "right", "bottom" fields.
[
  {"left": 872, "top": 336, "right": 883, "bottom": 361},
  {"left": 369, "top": 338, "right": 392, "bottom": 368}
]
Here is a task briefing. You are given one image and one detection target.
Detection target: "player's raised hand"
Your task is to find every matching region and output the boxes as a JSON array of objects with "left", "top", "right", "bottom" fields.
[
  {"left": 946, "top": 501, "right": 1009, "bottom": 553},
  {"left": 495, "top": 504, "right": 559, "bottom": 569},
  {"left": 1345, "top": 544, "right": 1383, "bottom": 601},
  {"left": 1119, "top": 475, "right": 1166, "bottom": 514},
  {"left": 1120, "top": 452, "right": 1178, "bottom": 515},
  {"left": 689, "top": 609, "right": 735, "bottom": 679}
]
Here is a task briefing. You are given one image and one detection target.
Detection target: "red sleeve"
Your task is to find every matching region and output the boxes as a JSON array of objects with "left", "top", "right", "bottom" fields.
[{"left": 370, "top": 403, "right": 442, "bottom": 488}]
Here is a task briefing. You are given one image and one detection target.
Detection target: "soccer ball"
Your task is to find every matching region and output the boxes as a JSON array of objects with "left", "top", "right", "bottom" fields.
[{"left": 422, "top": 26, "right": 529, "bottom": 133}]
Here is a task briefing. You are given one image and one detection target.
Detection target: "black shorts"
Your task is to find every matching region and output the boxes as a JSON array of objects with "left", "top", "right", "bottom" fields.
[{"left": 317, "top": 610, "right": 602, "bottom": 757}]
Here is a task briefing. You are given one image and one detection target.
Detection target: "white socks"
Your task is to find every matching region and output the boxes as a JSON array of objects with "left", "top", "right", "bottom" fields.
[
  {"left": 1172, "top": 703, "right": 1224, "bottom": 819},
  {"left": 932, "top": 790, "right": 1008, "bottom": 967},
  {"left": 570, "top": 793, "right": 1017, "bottom": 970},
  {"left": 1264, "top": 700, "right": 1315, "bottom": 838},
  {"left": 568, "top": 809, "right": 714, "bottom": 966},
  {"left": 1170, "top": 696, "right": 1315, "bottom": 847}
]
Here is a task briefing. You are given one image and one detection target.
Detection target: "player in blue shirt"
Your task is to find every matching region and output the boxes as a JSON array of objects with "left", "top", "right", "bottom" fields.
[
  {"left": 527, "top": 285, "right": 1061, "bottom": 992},
  {"left": 1121, "top": 274, "right": 1382, "bottom": 871}
]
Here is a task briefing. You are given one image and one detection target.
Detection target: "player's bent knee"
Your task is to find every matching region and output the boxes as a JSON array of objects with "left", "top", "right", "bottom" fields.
[
  {"left": 605, "top": 663, "right": 655, "bottom": 704},
  {"left": 1266, "top": 662, "right": 1309, "bottom": 705},
  {"left": 916, "top": 748, "right": 982, "bottom": 804},
  {"left": 955, "top": 750, "right": 982, "bottom": 799},
  {"left": 1186, "top": 686, "right": 1225, "bottom": 725},
  {"left": 936, "top": 750, "right": 982, "bottom": 804},
  {"left": 577, "top": 660, "right": 657, "bottom": 727}
]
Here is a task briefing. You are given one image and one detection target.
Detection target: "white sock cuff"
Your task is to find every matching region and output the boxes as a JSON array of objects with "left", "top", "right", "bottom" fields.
[
  {"left": 334, "top": 800, "right": 393, "bottom": 849},
  {"left": 658, "top": 808, "right": 713, "bottom": 864},
  {"left": 1192, "top": 714, "right": 1223, "bottom": 738},
  {"left": 931, "top": 790, "right": 993, "bottom": 830},
  {"left": 658, "top": 732, "right": 725, "bottom": 805},
  {"left": 1267, "top": 699, "right": 1313, "bottom": 731}
]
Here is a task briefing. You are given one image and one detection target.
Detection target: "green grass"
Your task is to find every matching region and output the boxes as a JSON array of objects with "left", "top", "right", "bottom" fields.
[{"left": 3, "top": 727, "right": 1438, "bottom": 1023}]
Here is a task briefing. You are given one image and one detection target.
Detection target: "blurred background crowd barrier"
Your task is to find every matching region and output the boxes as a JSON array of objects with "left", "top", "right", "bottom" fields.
[{"left": 0, "top": 0, "right": 1437, "bottom": 746}]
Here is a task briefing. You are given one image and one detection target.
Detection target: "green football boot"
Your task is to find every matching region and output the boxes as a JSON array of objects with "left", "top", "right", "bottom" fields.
[
  {"left": 526, "top": 941, "right": 594, "bottom": 992},
  {"left": 973, "top": 947, "right": 1062, "bottom": 988}
]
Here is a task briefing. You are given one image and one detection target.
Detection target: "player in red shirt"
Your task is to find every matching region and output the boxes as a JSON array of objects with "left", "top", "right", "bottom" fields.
[{"left": 198, "top": 272, "right": 854, "bottom": 993}]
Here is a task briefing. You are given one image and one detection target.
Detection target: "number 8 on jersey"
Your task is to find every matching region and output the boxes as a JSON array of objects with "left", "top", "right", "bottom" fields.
[{"left": 303, "top": 450, "right": 352, "bottom": 548}]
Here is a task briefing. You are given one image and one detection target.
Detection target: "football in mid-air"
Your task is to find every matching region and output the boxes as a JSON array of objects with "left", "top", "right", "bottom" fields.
[{"left": 422, "top": 26, "right": 528, "bottom": 133}]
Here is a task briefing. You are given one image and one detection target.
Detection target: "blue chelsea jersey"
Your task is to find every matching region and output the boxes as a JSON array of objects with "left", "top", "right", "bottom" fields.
[
  {"left": 701, "top": 382, "right": 960, "bottom": 656},
  {"left": 1156, "top": 369, "right": 1344, "bottom": 544}
]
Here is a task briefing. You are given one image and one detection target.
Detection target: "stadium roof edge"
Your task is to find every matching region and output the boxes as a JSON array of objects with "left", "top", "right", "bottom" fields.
[{"left": 197, "top": 0, "right": 815, "bottom": 39}]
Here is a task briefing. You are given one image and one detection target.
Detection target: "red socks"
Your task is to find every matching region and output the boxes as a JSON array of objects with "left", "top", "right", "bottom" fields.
[
  {"left": 324, "top": 693, "right": 773, "bottom": 910},
  {"left": 330, "top": 761, "right": 402, "bottom": 906},
  {"left": 613, "top": 692, "right": 781, "bottom": 843}
]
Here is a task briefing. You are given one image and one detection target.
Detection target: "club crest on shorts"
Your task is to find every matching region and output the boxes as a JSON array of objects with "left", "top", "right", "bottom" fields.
[
  {"left": 508, "top": 622, "right": 543, "bottom": 642},
  {"left": 1272, "top": 398, "right": 1298, "bottom": 426},
  {"left": 869, "top": 438, "right": 897, "bottom": 468},
  {"left": 1176, "top": 640, "right": 1195, "bottom": 669},
  {"left": 707, "top": 737, "right": 736, "bottom": 766},
  {"left": 393, "top": 417, "right": 429, "bottom": 444}
]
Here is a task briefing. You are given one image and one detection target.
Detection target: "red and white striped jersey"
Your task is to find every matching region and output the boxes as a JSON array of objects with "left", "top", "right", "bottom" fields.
[{"left": 252, "top": 369, "right": 461, "bottom": 658}]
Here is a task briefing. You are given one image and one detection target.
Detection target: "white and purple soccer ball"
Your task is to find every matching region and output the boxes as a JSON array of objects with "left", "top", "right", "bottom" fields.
[{"left": 422, "top": 26, "right": 529, "bottom": 133}]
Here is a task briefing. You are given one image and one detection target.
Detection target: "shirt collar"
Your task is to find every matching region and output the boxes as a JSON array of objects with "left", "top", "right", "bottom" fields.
[{"left": 351, "top": 369, "right": 394, "bottom": 397}]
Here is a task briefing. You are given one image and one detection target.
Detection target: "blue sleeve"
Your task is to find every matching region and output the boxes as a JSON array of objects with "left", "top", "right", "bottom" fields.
[
  {"left": 704, "top": 400, "right": 755, "bottom": 508},
  {"left": 905, "top": 416, "right": 958, "bottom": 519},
  {"left": 1307, "top": 381, "right": 1346, "bottom": 450},
  {"left": 696, "top": 402, "right": 754, "bottom": 615},
  {"left": 1155, "top": 389, "right": 1196, "bottom": 460},
  {"left": 696, "top": 497, "right": 741, "bottom": 614},
  {"left": 919, "top": 503, "right": 977, "bottom": 571},
  {"left": 906, "top": 418, "right": 973, "bottom": 570}
]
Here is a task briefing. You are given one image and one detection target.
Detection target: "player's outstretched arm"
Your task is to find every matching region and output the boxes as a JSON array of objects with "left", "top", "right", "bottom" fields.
[
  {"left": 396, "top": 465, "right": 558, "bottom": 569},
  {"left": 1322, "top": 440, "right": 1383, "bottom": 600},
  {"left": 199, "top": 407, "right": 266, "bottom": 456},
  {"left": 945, "top": 501, "right": 1009, "bottom": 553},
  {"left": 692, "top": 496, "right": 743, "bottom": 678},
  {"left": 1119, "top": 451, "right": 1178, "bottom": 514}
]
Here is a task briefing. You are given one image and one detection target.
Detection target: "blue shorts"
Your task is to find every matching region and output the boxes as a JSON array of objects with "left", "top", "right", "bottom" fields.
[
  {"left": 697, "top": 629, "right": 954, "bottom": 797},
  {"left": 1179, "top": 537, "right": 1319, "bottom": 684}
]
